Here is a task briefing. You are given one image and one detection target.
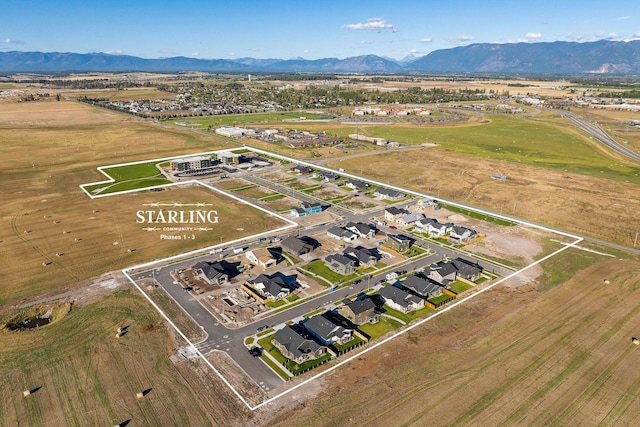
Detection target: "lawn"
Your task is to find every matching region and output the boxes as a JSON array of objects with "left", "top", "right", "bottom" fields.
[
  {"left": 83, "top": 160, "right": 172, "bottom": 195},
  {"left": 373, "top": 295, "right": 434, "bottom": 324},
  {"left": 302, "top": 260, "right": 358, "bottom": 285},
  {"left": 358, "top": 317, "right": 403, "bottom": 340},
  {"left": 428, "top": 294, "right": 455, "bottom": 306},
  {"left": 449, "top": 281, "right": 474, "bottom": 294}
]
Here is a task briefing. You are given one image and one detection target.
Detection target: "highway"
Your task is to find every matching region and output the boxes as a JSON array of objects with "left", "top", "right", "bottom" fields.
[{"left": 553, "top": 109, "right": 640, "bottom": 163}]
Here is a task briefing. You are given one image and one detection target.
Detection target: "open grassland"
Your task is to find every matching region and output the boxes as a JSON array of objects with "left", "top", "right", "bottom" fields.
[
  {"left": 269, "top": 255, "right": 640, "bottom": 427},
  {"left": 329, "top": 114, "right": 640, "bottom": 184},
  {"left": 64, "top": 87, "right": 175, "bottom": 101},
  {"left": 2, "top": 184, "right": 286, "bottom": 306},
  {"left": 0, "top": 100, "right": 272, "bottom": 308},
  {"left": 328, "top": 148, "right": 640, "bottom": 247},
  {"left": 170, "top": 111, "right": 333, "bottom": 129},
  {"left": 0, "top": 290, "right": 251, "bottom": 426}
]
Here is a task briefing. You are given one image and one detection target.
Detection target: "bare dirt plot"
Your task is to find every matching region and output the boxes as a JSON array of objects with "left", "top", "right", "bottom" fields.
[
  {"left": 216, "top": 178, "right": 254, "bottom": 190},
  {"left": 328, "top": 149, "right": 640, "bottom": 248},
  {"left": 267, "top": 257, "right": 640, "bottom": 427},
  {"left": 262, "top": 195, "right": 301, "bottom": 213}
]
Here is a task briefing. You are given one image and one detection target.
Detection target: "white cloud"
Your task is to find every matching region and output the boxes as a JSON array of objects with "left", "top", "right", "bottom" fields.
[
  {"left": 342, "top": 18, "right": 396, "bottom": 31},
  {"left": 617, "top": 16, "right": 632, "bottom": 20},
  {"left": 105, "top": 50, "right": 123, "bottom": 55},
  {"left": 448, "top": 35, "right": 474, "bottom": 44},
  {"left": 192, "top": 52, "right": 200, "bottom": 57},
  {"left": 562, "top": 31, "right": 627, "bottom": 42},
  {"left": 419, "top": 38, "right": 433, "bottom": 43},
  {"left": 3, "top": 38, "right": 24, "bottom": 45},
  {"left": 507, "top": 32, "right": 543, "bottom": 43}
]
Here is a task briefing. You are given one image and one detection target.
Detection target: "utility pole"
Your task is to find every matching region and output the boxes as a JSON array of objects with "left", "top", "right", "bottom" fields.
[{"left": 634, "top": 231, "right": 638, "bottom": 248}]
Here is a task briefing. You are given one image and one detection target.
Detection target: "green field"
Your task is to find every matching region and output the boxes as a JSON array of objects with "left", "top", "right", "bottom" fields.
[
  {"left": 84, "top": 160, "right": 172, "bottom": 194},
  {"left": 358, "top": 317, "right": 403, "bottom": 340},
  {"left": 310, "top": 114, "right": 640, "bottom": 184},
  {"left": 169, "top": 111, "right": 333, "bottom": 128}
]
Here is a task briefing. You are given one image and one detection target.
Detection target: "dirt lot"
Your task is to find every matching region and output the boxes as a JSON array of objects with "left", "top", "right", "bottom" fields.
[{"left": 265, "top": 257, "right": 640, "bottom": 426}]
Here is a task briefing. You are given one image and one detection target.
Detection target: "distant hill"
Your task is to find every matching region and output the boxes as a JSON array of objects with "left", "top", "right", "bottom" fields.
[
  {"left": 407, "top": 40, "right": 640, "bottom": 74},
  {"left": 1, "top": 40, "right": 639, "bottom": 74}
]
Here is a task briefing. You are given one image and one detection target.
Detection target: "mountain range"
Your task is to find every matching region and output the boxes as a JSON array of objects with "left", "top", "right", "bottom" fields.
[{"left": 1, "top": 40, "right": 639, "bottom": 75}]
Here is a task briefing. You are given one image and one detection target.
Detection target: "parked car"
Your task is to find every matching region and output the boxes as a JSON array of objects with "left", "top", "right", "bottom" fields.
[
  {"left": 249, "top": 347, "right": 262, "bottom": 357},
  {"left": 389, "top": 225, "right": 397, "bottom": 230}
]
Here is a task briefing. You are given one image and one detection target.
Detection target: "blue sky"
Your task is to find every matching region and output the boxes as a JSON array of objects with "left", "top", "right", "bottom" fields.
[{"left": 2, "top": 0, "right": 639, "bottom": 60}]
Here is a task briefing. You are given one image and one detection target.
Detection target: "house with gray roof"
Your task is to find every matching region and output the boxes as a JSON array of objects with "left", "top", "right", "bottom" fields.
[
  {"left": 398, "top": 212, "right": 424, "bottom": 226},
  {"left": 428, "top": 257, "right": 482, "bottom": 286},
  {"left": 451, "top": 258, "right": 483, "bottom": 281},
  {"left": 325, "top": 253, "right": 357, "bottom": 276},
  {"left": 449, "top": 225, "right": 478, "bottom": 243},
  {"left": 384, "top": 206, "right": 408, "bottom": 223},
  {"left": 345, "top": 222, "right": 375, "bottom": 239},
  {"left": 344, "top": 179, "right": 369, "bottom": 191},
  {"left": 374, "top": 187, "right": 405, "bottom": 200},
  {"left": 326, "top": 226, "right": 357, "bottom": 242},
  {"left": 282, "top": 236, "right": 315, "bottom": 255},
  {"left": 315, "top": 171, "right": 339, "bottom": 182},
  {"left": 337, "top": 297, "right": 377, "bottom": 325},
  {"left": 343, "top": 246, "right": 377, "bottom": 268},
  {"left": 385, "top": 234, "right": 412, "bottom": 253},
  {"left": 303, "top": 312, "right": 354, "bottom": 346},
  {"left": 252, "top": 273, "right": 292, "bottom": 300},
  {"left": 378, "top": 285, "right": 424, "bottom": 313},
  {"left": 193, "top": 261, "right": 228, "bottom": 285},
  {"left": 272, "top": 325, "right": 327, "bottom": 364},
  {"left": 402, "top": 275, "right": 443, "bottom": 299},
  {"left": 416, "top": 218, "right": 452, "bottom": 238}
]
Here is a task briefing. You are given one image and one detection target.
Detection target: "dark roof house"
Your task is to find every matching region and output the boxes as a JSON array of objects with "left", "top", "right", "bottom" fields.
[
  {"left": 193, "top": 261, "right": 228, "bottom": 285},
  {"left": 325, "top": 253, "right": 357, "bottom": 275},
  {"left": 303, "top": 312, "right": 354, "bottom": 346},
  {"left": 337, "top": 297, "right": 376, "bottom": 325},
  {"left": 402, "top": 275, "right": 443, "bottom": 298},
  {"left": 282, "top": 236, "right": 315, "bottom": 255},
  {"left": 272, "top": 325, "right": 326, "bottom": 364},
  {"left": 253, "top": 273, "right": 292, "bottom": 300}
]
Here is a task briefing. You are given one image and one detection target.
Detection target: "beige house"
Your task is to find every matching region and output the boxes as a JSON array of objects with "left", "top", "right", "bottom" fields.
[{"left": 245, "top": 248, "right": 277, "bottom": 269}]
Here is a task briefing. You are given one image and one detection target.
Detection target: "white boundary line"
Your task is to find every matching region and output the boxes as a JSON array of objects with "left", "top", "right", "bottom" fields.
[{"left": 82, "top": 146, "right": 584, "bottom": 411}]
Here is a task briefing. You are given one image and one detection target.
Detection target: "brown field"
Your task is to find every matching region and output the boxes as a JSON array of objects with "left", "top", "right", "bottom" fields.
[
  {"left": 328, "top": 149, "right": 640, "bottom": 248},
  {"left": 268, "top": 257, "right": 640, "bottom": 426},
  {"left": 0, "top": 290, "right": 252, "bottom": 427},
  {"left": 0, "top": 99, "right": 265, "bottom": 308},
  {"left": 3, "top": 87, "right": 640, "bottom": 427},
  {"left": 3, "top": 183, "right": 286, "bottom": 307}
]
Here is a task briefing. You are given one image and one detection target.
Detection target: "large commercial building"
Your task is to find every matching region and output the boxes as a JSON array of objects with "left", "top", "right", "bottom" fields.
[{"left": 170, "top": 156, "right": 213, "bottom": 171}]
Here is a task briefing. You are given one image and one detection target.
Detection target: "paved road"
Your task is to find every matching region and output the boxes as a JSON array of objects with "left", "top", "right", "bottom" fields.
[
  {"left": 129, "top": 215, "right": 511, "bottom": 395},
  {"left": 552, "top": 109, "right": 640, "bottom": 163}
]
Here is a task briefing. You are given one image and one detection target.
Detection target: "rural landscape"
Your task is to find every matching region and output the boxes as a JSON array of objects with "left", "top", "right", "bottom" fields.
[{"left": 2, "top": 5, "right": 640, "bottom": 424}]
